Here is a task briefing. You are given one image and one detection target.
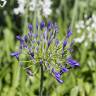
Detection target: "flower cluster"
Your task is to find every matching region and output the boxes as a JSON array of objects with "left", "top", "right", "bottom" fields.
[
  {"left": 13, "top": 0, "right": 52, "bottom": 17},
  {"left": 11, "top": 21, "right": 80, "bottom": 83},
  {"left": 75, "top": 14, "right": 96, "bottom": 47}
]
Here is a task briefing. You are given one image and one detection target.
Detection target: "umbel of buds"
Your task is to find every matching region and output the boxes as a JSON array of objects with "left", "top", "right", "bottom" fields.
[{"left": 11, "top": 21, "right": 80, "bottom": 84}]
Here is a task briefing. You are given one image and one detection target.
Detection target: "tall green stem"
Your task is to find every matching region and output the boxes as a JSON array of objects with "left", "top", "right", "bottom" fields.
[
  {"left": 71, "top": 0, "right": 78, "bottom": 30},
  {"left": 40, "top": 64, "right": 44, "bottom": 96}
]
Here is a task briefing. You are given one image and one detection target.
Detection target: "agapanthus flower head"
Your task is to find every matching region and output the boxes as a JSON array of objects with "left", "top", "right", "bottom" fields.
[{"left": 11, "top": 21, "right": 80, "bottom": 83}]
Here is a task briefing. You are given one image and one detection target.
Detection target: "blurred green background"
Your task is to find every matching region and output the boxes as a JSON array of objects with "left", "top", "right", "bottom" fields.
[{"left": 0, "top": 0, "right": 96, "bottom": 96}]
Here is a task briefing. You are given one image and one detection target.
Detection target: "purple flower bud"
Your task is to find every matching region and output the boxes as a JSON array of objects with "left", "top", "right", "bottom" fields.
[
  {"left": 32, "top": 46, "right": 35, "bottom": 49},
  {"left": 67, "top": 57, "right": 80, "bottom": 67},
  {"left": 62, "top": 50, "right": 64, "bottom": 57},
  {"left": 49, "top": 32, "right": 53, "bottom": 39},
  {"left": 48, "top": 40, "right": 51, "bottom": 48},
  {"left": 28, "top": 24, "right": 33, "bottom": 31},
  {"left": 43, "top": 29, "right": 47, "bottom": 40},
  {"left": 10, "top": 52, "right": 20, "bottom": 60},
  {"left": 70, "top": 40, "right": 74, "bottom": 47},
  {"left": 52, "top": 23, "right": 58, "bottom": 39},
  {"left": 36, "top": 47, "right": 39, "bottom": 52},
  {"left": 16, "top": 35, "right": 24, "bottom": 49},
  {"left": 55, "top": 72, "right": 61, "bottom": 78},
  {"left": 36, "top": 21, "right": 38, "bottom": 30},
  {"left": 61, "top": 67, "right": 68, "bottom": 73},
  {"left": 52, "top": 68, "right": 61, "bottom": 78},
  {"left": 55, "top": 76, "right": 64, "bottom": 84},
  {"left": 66, "top": 28, "right": 72, "bottom": 38},
  {"left": 67, "top": 40, "right": 74, "bottom": 52},
  {"left": 40, "top": 21, "right": 45, "bottom": 30},
  {"left": 68, "top": 48, "right": 73, "bottom": 52},
  {"left": 16, "top": 35, "right": 21, "bottom": 40},
  {"left": 54, "top": 23, "right": 58, "bottom": 33},
  {"left": 23, "top": 44, "right": 28, "bottom": 48},
  {"left": 39, "top": 60, "right": 43, "bottom": 64},
  {"left": 16, "top": 35, "right": 24, "bottom": 43},
  {"left": 52, "top": 68, "right": 64, "bottom": 84},
  {"left": 63, "top": 40, "right": 67, "bottom": 50},
  {"left": 26, "top": 68, "right": 33, "bottom": 76},
  {"left": 10, "top": 52, "right": 19, "bottom": 56}
]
